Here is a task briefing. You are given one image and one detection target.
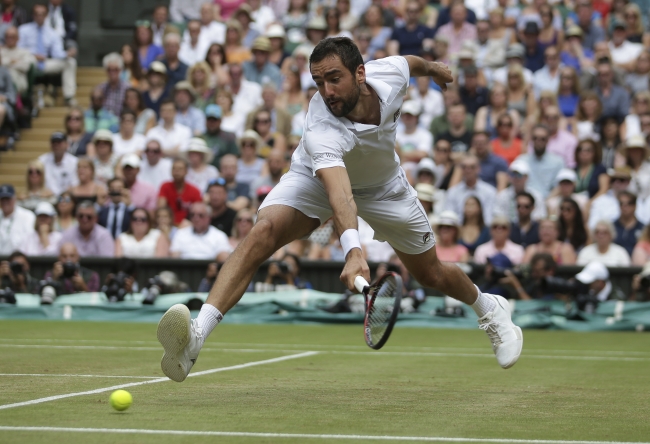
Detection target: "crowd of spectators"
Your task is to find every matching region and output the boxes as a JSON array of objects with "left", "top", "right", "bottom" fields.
[{"left": 1, "top": 0, "right": 650, "bottom": 299}]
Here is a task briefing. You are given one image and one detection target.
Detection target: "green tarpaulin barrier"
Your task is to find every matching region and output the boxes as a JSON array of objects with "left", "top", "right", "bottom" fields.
[{"left": 1, "top": 291, "right": 648, "bottom": 331}]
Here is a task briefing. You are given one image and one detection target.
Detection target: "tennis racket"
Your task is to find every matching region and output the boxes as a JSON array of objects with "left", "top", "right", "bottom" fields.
[{"left": 354, "top": 272, "right": 403, "bottom": 350}]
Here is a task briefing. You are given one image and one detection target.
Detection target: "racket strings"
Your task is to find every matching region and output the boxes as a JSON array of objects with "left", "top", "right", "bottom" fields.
[{"left": 367, "top": 279, "right": 398, "bottom": 342}]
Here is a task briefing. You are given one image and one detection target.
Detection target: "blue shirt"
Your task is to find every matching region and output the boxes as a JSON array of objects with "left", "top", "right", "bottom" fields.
[
  {"left": 510, "top": 221, "right": 540, "bottom": 249},
  {"left": 560, "top": 49, "right": 594, "bottom": 73},
  {"left": 18, "top": 22, "right": 66, "bottom": 60},
  {"left": 614, "top": 219, "right": 645, "bottom": 256},
  {"left": 558, "top": 94, "right": 579, "bottom": 117},
  {"left": 390, "top": 24, "right": 435, "bottom": 56},
  {"left": 597, "top": 85, "right": 631, "bottom": 119},
  {"left": 162, "top": 59, "right": 189, "bottom": 86},
  {"left": 516, "top": 152, "right": 565, "bottom": 198},
  {"left": 479, "top": 153, "right": 508, "bottom": 188},
  {"left": 242, "top": 61, "right": 282, "bottom": 88},
  {"left": 524, "top": 43, "right": 545, "bottom": 73},
  {"left": 138, "top": 44, "right": 164, "bottom": 70},
  {"left": 175, "top": 106, "right": 206, "bottom": 134}
]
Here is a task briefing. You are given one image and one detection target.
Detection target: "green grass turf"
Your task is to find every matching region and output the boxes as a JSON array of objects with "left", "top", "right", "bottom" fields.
[{"left": 0, "top": 320, "right": 649, "bottom": 444}]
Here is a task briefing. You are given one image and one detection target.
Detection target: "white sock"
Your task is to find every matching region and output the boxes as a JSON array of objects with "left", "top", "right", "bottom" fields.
[
  {"left": 195, "top": 304, "right": 223, "bottom": 345},
  {"left": 471, "top": 286, "right": 496, "bottom": 318}
]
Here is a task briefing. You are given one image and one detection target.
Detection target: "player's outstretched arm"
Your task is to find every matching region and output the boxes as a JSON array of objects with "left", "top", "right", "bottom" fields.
[
  {"left": 403, "top": 55, "right": 453, "bottom": 91},
  {"left": 317, "top": 166, "right": 371, "bottom": 291}
]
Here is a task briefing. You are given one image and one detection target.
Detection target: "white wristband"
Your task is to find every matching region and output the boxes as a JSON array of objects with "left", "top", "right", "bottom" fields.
[{"left": 340, "top": 229, "right": 361, "bottom": 259}]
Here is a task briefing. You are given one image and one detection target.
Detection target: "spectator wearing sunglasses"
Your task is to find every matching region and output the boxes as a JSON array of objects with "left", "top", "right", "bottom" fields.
[
  {"left": 157, "top": 158, "right": 202, "bottom": 226},
  {"left": 60, "top": 201, "right": 114, "bottom": 257},
  {"left": 494, "top": 160, "right": 546, "bottom": 223},
  {"left": 515, "top": 125, "right": 564, "bottom": 198},
  {"left": 207, "top": 179, "right": 236, "bottom": 236},
  {"left": 138, "top": 138, "right": 173, "bottom": 192},
  {"left": 98, "top": 52, "right": 130, "bottom": 117},
  {"left": 53, "top": 191, "right": 76, "bottom": 232},
  {"left": 115, "top": 207, "right": 169, "bottom": 258},
  {"left": 473, "top": 215, "right": 525, "bottom": 265},
  {"left": 170, "top": 202, "right": 232, "bottom": 260},
  {"left": 546, "top": 169, "right": 589, "bottom": 219},
  {"left": 16, "top": 160, "right": 55, "bottom": 212},
  {"left": 98, "top": 178, "right": 131, "bottom": 239},
  {"left": 508, "top": 192, "right": 540, "bottom": 249},
  {"left": 588, "top": 167, "right": 634, "bottom": 230}
]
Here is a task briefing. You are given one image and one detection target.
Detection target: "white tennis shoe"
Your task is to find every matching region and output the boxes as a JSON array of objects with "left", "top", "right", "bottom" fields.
[
  {"left": 157, "top": 304, "right": 203, "bottom": 382},
  {"left": 478, "top": 294, "right": 523, "bottom": 369}
]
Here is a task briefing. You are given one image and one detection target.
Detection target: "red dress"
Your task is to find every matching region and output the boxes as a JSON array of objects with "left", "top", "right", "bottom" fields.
[{"left": 491, "top": 138, "right": 523, "bottom": 165}]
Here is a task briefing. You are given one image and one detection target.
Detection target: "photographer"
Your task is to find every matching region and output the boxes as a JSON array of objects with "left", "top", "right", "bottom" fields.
[
  {"left": 574, "top": 261, "right": 626, "bottom": 303},
  {"left": 197, "top": 262, "right": 220, "bottom": 292},
  {"left": 500, "top": 253, "right": 558, "bottom": 300},
  {"left": 101, "top": 259, "right": 136, "bottom": 303},
  {"left": 256, "top": 253, "right": 313, "bottom": 292},
  {"left": 43, "top": 243, "right": 100, "bottom": 296},
  {"left": 0, "top": 251, "right": 39, "bottom": 294},
  {"left": 630, "top": 262, "right": 650, "bottom": 302}
]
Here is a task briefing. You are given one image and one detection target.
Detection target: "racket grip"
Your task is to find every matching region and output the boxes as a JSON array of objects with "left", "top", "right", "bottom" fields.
[{"left": 354, "top": 276, "right": 369, "bottom": 293}]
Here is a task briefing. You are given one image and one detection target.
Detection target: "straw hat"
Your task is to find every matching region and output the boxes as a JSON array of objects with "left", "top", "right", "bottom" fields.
[{"left": 184, "top": 138, "right": 214, "bottom": 164}]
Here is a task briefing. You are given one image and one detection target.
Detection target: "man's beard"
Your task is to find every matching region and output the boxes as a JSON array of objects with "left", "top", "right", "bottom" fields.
[{"left": 324, "top": 83, "right": 361, "bottom": 118}]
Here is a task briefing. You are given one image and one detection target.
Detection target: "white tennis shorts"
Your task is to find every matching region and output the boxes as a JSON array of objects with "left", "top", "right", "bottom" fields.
[{"left": 259, "top": 164, "right": 436, "bottom": 255}]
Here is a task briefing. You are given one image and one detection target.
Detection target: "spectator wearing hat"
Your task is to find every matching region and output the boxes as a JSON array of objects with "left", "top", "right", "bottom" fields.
[
  {"left": 84, "top": 86, "right": 119, "bottom": 133},
  {"left": 143, "top": 61, "right": 171, "bottom": 118},
  {"left": 246, "top": 82, "right": 293, "bottom": 138},
  {"left": 201, "top": 104, "right": 239, "bottom": 169},
  {"left": 18, "top": 3, "right": 77, "bottom": 104},
  {"left": 146, "top": 99, "right": 193, "bottom": 156},
  {"left": 474, "top": 215, "right": 525, "bottom": 265},
  {"left": 228, "top": 62, "right": 263, "bottom": 117},
  {"left": 432, "top": 210, "right": 469, "bottom": 262},
  {"left": 179, "top": 19, "right": 208, "bottom": 67},
  {"left": 445, "top": 154, "right": 496, "bottom": 225},
  {"left": 458, "top": 66, "right": 488, "bottom": 117},
  {"left": 249, "top": 149, "right": 286, "bottom": 200},
  {"left": 170, "top": 202, "right": 232, "bottom": 260},
  {"left": 494, "top": 160, "right": 546, "bottom": 223},
  {"left": 595, "top": 59, "right": 630, "bottom": 120},
  {"left": 98, "top": 178, "right": 131, "bottom": 239},
  {"left": 98, "top": 52, "right": 130, "bottom": 117},
  {"left": 546, "top": 168, "right": 589, "bottom": 218},
  {"left": 415, "top": 182, "right": 444, "bottom": 217},
  {"left": 578, "top": 221, "right": 631, "bottom": 266},
  {"left": 220, "top": 154, "right": 250, "bottom": 211},
  {"left": 234, "top": 4, "right": 260, "bottom": 48},
  {"left": 21, "top": 202, "right": 60, "bottom": 256},
  {"left": 395, "top": 100, "right": 433, "bottom": 168},
  {"left": 588, "top": 166, "right": 634, "bottom": 229},
  {"left": 111, "top": 110, "right": 147, "bottom": 157},
  {"left": 120, "top": 153, "right": 157, "bottom": 212},
  {"left": 521, "top": 22, "right": 544, "bottom": 73},
  {"left": 60, "top": 201, "right": 114, "bottom": 257},
  {"left": 622, "top": 134, "right": 650, "bottom": 201},
  {"left": 0, "top": 184, "right": 36, "bottom": 256},
  {"left": 173, "top": 81, "right": 206, "bottom": 136},
  {"left": 532, "top": 46, "right": 563, "bottom": 99},
  {"left": 242, "top": 37, "right": 281, "bottom": 88},
  {"left": 169, "top": 0, "right": 202, "bottom": 23},
  {"left": 509, "top": 191, "right": 540, "bottom": 249},
  {"left": 575, "top": 261, "right": 627, "bottom": 302},
  {"left": 387, "top": 0, "right": 434, "bottom": 56},
  {"left": 613, "top": 190, "right": 644, "bottom": 256},
  {"left": 491, "top": 43, "right": 534, "bottom": 86},
  {"left": 138, "top": 138, "right": 173, "bottom": 191},
  {"left": 90, "top": 129, "right": 118, "bottom": 184},
  {"left": 39, "top": 131, "right": 79, "bottom": 196},
  {"left": 161, "top": 33, "right": 188, "bottom": 87},
  {"left": 559, "top": 26, "right": 593, "bottom": 74},
  {"left": 158, "top": 157, "right": 203, "bottom": 226},
  {"left": 184, "top": 138, "right": 219, "bottom": 193},
  {"left": 414, "top": 157, "right": 446, "bottom": 190},
  {"left": 207, "top": 178, "right": 237, "bottom": 235},
  {"left": 515, "top": 125, "right": 564, "bottom": 198},
  {"left": 471, "top": 131, "right": 508, "bottom": 190},
  {"left": 266, "top": 24, "right": 289, "bottom": 68}
]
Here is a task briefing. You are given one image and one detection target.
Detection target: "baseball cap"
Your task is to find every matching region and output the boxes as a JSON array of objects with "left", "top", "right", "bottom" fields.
[
  {"left": 401, "top": 100, "right": 421, "bottom": 116},
  {"left": 612, "top": 20, "right": 626, "bottom": 30},
  {"left": 509, "top": 160, "right": 530, "bottom": 175},
  {"left": 416, "top": 157, "right": 436, "bottom": 176},
  {"left": 50, "top": 131, "right": 66, "bottom": 142},
  {"left": 205, "top": 104, "right": 223, "bottom": 119},
  {"left": 487, "top": 252, "right": 513, "bottom": 269},
  {"left": 523, "top": 21, "right": 540, "bottom": 34},
  {"left": 35, "top": 201, "right": 56, "bottom": 216},
  {"left": 0, "top": 184, "right": 15, "bottom": 198},
  {"left": 575, "top": 261, "right": 609, "bottom": 284},
  {"left": 121, "top": 153, "right": 141, "bottom": 168},
  {"left": 92, "top": 129, "right": 114, "bottom": 144},
  {"left": 555, "top": 168, "right": 578, "bottom": 184},
  {"left": 506, "top": 43, "right": 525, "bottom": 59},
  {"left": 256, "top": 185, "right": 273, "bottom": 197},
  {"left": 415, "top": 183, "right": 435, "bottom": 203}
]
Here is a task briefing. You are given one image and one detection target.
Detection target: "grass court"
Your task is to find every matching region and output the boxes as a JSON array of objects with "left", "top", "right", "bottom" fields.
[{"left": 0, "top": 320, "right": 649, "bottom": 444}]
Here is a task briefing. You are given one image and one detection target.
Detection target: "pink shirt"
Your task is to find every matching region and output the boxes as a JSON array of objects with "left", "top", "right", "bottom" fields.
[
  {"left": 527, "top": 130, "right": 578, "bottom": 168},
  {"left": 435, "top": 22, "right": 477, "bottom": 57},
  {"left": 473, "top": 240, "right": 525, "bottom": 265},
  {"left": 436, "top": 244, "right": 469, "bottom": 262},
  {"left": 129, "top": 180, "right": 157, "bottom": 211}
]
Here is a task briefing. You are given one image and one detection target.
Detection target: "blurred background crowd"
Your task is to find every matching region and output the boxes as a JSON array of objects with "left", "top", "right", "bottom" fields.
[{"left": 1, "top": 0, "right": 650, "bottom": 301}]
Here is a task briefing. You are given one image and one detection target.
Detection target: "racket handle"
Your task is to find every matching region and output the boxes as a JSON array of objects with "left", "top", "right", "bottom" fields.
[{"left": 354, "top": 276, "right": 369, "bottom": 294}]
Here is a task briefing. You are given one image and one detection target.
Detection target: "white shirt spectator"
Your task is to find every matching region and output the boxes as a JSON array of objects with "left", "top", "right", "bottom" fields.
[
  {"left": 494, "top": 186, "right": 547, "bottom": 222},
  {"left": 250, "top": 5, "right": 276, "bottom": 34},
  {"left": 0, "top": 205, "right": 36, "bottom": 255},
  {"left": 38, "top": 152, "right": 79, "bottom": 196},
  {"left": 170, "top": 225, "right": 232, "bottom": 259},
  {"left": 21, "top": 230, "right": 62, "bottom": 256},
  {"left": 395, "top": 126, "right": 433, "bottom": 156},
  {"left": 146, "top": 123, "right": 192, "bottom": 153},
  {"left": 444, "top": 179, "right": 497, "bottom": 225},
  {"left": 577, "top": 243, "right": 631, "bottom": 266},
  {"left": 112, "top": 133, "right": 146, "bottom": 157},
  {"left": 195, "top": 21, "right": 226, "bottom": 47},
  {"left": 407, "top": 86, "right": 444, "bottom": 129},
  {"left": 533, "top": 65, "right": 562, "bottom": 99},
  {"left": 492, "top": 65, "right": 534, "bottom": 87},
  {"left": 221, "top": 112, "right": 246, "bottom": 138},
  {"left": 232, "top": 80, "right": 264, "bottom": 116},
  {"left": 138, "top": 157, "right": 172, "bottom": 192},
  {"left": 608, "top": 41, "right": 644, "bottom": 66},
  {"left": 169, "top": 0, "right": 202, "bottom": 23},
  {"left": 118, "top": 229, "right": 162, "bottom": 258},
  {"left": 179, "top": 40, "right": 208, "bottom": 67},
  {"left": 185, "top": 165, "right": 220, "bottom": 194}
]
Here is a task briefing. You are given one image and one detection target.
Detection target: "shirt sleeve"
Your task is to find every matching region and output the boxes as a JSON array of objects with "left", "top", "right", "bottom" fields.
[{"left": 302, "top": 120, "right": 352, "bottom": 173}]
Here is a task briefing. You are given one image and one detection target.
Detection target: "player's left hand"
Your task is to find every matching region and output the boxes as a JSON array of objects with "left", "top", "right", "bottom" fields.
[{"left": 430, "top": 62, "right": 453, "bottom": 92}]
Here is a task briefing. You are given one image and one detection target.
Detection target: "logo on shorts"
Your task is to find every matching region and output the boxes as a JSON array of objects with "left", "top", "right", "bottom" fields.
[
  {"left": 393, "top": 109, "right": 401, "bottom": 122},
  {"left": 423, "top": 232, "right": 432, "bottom": 244}
]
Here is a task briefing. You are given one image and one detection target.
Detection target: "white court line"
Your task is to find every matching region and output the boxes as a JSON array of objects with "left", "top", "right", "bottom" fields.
[
  {"left": 2, "top": 343, "right": 649, "bottom": 362},
  {"left": 0, "top": 426, "right": 645, "bottom": 444},
  {"left": 0, "top": 351, "right": 318, "bottom": 411},
  {"left": 0, "top": 374, "right": 159, "bottom": 379}
]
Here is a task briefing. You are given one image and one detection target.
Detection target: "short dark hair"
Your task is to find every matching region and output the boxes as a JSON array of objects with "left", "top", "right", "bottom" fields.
[
  {"left": 516, "top": 191, "right": 535, "bottom": 207},
  {"left": 531, "top": 252, "right": 556, "bottom": 272},
  {"left": 618, "top": 190, "right": 637, "bottom": 206},
  {"left": 108, "top": 177, "right": 124, "bottom": 188},
  {"left": 160, "top": 98, "right": 176, "bottom": 109},
  {"left": 120, "top": 109, "right": 137, "bottom": 121},
  {"left": 9, "top": 251, "right": 27, "bottom": 262},
  {"left": 310, "top": 37, "right": 364, "bottom": 76}
]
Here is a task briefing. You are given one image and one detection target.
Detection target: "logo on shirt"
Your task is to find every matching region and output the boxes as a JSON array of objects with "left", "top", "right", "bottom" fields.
[
  {"left": 312, "top": 153, "right": 341, "bottom": 164},
  {"left": 423, "top": 232, "right": 432, "bottom": 244},
  {"left": 393, "top": 109, "right": 401, "bottom": 122}
]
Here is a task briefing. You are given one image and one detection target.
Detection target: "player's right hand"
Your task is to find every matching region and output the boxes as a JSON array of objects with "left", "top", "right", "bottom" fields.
[{"left": 340, "top": 249, "right": 370, "bottom": 293}]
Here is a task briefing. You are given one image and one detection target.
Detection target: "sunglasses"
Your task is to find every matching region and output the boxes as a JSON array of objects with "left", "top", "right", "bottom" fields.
[
  {"left": 435, "top": 148, "right": 450, "bottom": 153},
  {"left": 28, "top": 169, "right": 42, "bottom": 175},
  {"left": 242, "top": 141, "right": 256, "bottom": 147},
  {"left": 77, "top": 214, "right": 94, "bottom": 221},
  {"left": 209, "top": 178, "right": 227, "bottom": 187},
  {"left": 510, "top": 172, "right": 525, "bottom": 179},
  {"left": 491, "top": 225, "right": 508, "bottom": 230},
  {"left": 58, "top": 196, "right": 72, "bottom": 203},
  {"left": 131, "top": 217, "right": 148, "bottom": 223},
  {"left": 67, "top": 116, "right": 82, "bottom": 121},
  {"left": 255, "top": 119, "right": 271, "bottom": 124},
  {"left": 532, "top": 136, "right": 548, "bottom": 141},
  {"left": 619, "top": 201, "right": 635, "bottom": 206},
  {"left": 560, "top": 206, "right": 574, "bottom": 212},
  {"left": 612, "top": 177, "right": 630, "bottom": 183},
  {"left": 145, "top": 149, "right": 161, "bottom": 154},
  {"left": 498, "top": 122, "right": 513, "bottom": 127}
]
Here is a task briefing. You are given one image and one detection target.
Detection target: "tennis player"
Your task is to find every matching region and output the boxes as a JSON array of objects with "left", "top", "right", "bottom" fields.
[{"left": 157, "top": 38, "right": 523, "bottom": 382}]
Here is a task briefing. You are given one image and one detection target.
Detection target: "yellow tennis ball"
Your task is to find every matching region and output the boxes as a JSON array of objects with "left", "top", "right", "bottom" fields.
[{"left": 109, "top": 390, "right": 133, "bottom": 411}]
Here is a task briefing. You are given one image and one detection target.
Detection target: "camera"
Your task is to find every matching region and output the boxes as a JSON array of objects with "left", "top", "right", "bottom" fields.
[
  {"left": 9, "top": 261, "right": 24, "bottom": 275},
  {"left": 101, "top": 271, "right": 130, "bottom": 303},
  {"left": 271, "top": 261, "right": 290, "bottom": 274},
  {"left": 640, "top": 274, "right": 650, "bottom": 290},
  {"left": 62, "top": 261, "right": 78, "bottom": 278},
  {"left": 142, "top": 271, "right": 181, "bottom": 305},
  {"left": 540, "top": 277, "right": 598, "bottom": 313},
  {"left": 38, "top": 278, "right": 62, "bottom": 305},
  {"left": 0, "top": 287, "right": 16, "bottom": 304}
]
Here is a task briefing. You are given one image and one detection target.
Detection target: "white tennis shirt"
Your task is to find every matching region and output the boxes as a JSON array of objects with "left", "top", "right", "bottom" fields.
[{"left": 292, "top": 56, "right": 410, "bottom": 189}]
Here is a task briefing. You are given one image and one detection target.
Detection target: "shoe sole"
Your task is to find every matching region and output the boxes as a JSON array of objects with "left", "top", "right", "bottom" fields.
[
  {"left": 157, "top": 304, "right": 191, "bottom": 382},
  {"left": 501, "top": 326, "right": 524, "bottom": 369}
]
